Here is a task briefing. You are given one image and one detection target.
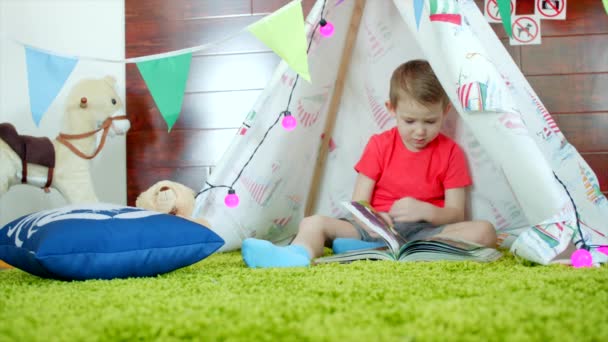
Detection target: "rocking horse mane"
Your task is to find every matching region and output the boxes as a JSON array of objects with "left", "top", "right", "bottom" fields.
[{"left": 61, "top": 77, "right": 123, "bottom": 135}]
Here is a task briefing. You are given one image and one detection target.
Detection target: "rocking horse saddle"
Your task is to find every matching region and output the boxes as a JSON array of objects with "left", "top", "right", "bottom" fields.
[{"left": 0, "top": 122, "right": 55, "bottom": 189}]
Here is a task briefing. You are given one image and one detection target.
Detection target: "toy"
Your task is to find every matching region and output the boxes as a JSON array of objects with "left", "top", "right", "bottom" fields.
[
  {"left": 0, "top": 76, "right": 130, "bottom": 203},
  {"left": 135, "top": 180, "right": 211, "bottom": 228}
]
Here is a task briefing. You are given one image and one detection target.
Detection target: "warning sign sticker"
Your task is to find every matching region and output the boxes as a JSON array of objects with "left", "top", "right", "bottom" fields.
[
  {"left": 536, "top": 0, "right": 567, "bottom": 20},
  {"left": 484, "top": 0, "right": 515, "bottom": 23},
  {"left": 510, "top": 15, "right": 542, "bottom": 46}
]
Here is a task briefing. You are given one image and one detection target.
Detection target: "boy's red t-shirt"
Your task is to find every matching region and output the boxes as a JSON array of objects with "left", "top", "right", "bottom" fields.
[{"left": 354, "top": 128, "right": 472, "bottom": 212}]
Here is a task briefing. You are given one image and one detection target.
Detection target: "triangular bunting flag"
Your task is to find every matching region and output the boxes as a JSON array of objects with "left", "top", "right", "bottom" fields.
[
  {"left": 414, "top": 0, "right": 424, "bottom": 30},
  {"left": 247, "top": 0, "right": 310, "bottom": 82},
  {"left": 603, "top": 0, "right": 608, "bottom": 16},
  {"left": 136, "top": 53, "right": 192, "bottom": 131},
  {"left": 497, "top": 0, "right": 512, "bottom": 38},
  {"left": 24, "top": 47, "right": 78, "bottom": 126}
]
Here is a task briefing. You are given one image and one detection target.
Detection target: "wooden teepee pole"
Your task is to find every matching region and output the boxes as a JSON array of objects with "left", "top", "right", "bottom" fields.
[{"left": 304, "top": 0, "right": 366, "bottom": 216}]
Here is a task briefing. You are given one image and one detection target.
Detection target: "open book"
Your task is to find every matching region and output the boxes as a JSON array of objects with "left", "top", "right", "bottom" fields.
[{"left": 314, "top": 201, "right": 502, "bottom": 264}]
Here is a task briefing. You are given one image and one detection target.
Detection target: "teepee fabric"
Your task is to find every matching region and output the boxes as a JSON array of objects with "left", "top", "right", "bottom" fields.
[{"left": 193, "top": 0, "right": 608, "bottom": 265}]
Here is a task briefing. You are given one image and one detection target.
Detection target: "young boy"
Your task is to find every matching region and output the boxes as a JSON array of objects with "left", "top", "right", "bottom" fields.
[{"left": 242, "top": 59, "right": 497, "bottom": 268}]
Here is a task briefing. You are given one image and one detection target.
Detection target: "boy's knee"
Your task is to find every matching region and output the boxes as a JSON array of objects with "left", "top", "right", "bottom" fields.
[
  {"left": 476, "top": 220, "right": 497, "bottom": 248},
  {"left": 299, "top": 215, "right": 326, "bottom": 232}
]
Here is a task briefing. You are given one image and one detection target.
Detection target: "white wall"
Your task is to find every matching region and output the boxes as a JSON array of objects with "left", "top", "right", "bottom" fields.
[{"left": 0, "top": 0, "right": 126, "bottom": 226}]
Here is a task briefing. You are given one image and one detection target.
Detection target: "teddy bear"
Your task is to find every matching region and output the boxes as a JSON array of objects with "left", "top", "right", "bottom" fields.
[
  {"left": 135, "top": 180, "right": 211, "bottom": 228},
  {"left": 0, "top": 76, "right": 130, "bottom": 203}
]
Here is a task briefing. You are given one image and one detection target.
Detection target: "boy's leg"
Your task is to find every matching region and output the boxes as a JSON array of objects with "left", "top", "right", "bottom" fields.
[
  {"left": 291, "top": 215, "right": 360, "bottom": 257},
  {"left": 331, "top": 216, "right": 387, "bottom": 254},
  {"left": 435, "top": 220, "right": 497, "bottom": 248},
  {"left": 242, "top": 215, "right": 360, "bottom": 268}
]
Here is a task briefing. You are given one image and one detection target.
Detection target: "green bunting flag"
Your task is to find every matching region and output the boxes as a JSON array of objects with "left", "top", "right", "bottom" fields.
[
  {"left": 603, "top": 0, "right": 608, "bottom": 16},
  {"left": 497, "top": 0, "right": 512, "bottom": 38},
  {"left": 136, "top": 53, "right": 192, "bottom": 131},
  {"left": 248, "top": 0, "right": 310, "bottom": 82}
]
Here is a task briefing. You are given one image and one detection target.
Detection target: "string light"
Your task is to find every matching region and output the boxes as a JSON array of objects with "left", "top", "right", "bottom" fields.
[
  {"left": 224, "top": 189, "right": 240, "bottom": 208},
  {"left": 319, "top": 19, "right": 335, "bottom": 37},
  {"left": 571, "top": 248, "right": 593, "bottom": 268},
  {"left": 281, "top": 111, "right": 297, "bottom": 131},
  {"left": 553, "top": 172, "right": 607, "bottom": 267},
  {"left": 196, "top": 0, "right": 331, "bottom": 208}
]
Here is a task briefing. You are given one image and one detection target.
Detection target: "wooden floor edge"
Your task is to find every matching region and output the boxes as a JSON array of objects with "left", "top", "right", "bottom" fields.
[{"left": 0, "top": 260, "right": 13, "bottom": 270}]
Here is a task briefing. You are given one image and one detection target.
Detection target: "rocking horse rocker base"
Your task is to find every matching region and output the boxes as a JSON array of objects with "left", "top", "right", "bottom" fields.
[{"left": 0, "top": 76, "right": 130, "bottom": 204}]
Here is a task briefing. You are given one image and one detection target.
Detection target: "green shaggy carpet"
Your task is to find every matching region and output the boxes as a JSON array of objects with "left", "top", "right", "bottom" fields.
[{"left": 1, "top": 252, "right": 607, "bottom": 341}]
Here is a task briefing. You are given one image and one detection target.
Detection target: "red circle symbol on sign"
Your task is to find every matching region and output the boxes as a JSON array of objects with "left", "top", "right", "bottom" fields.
[
  {"left": 512, "top": 16, "right": 539, "bottom": 43},
  {"left": 537, "top": 0, "right": 565, "bottom": 18},
  {"left": 486, "top": 0, "right": 514, "bottom": 21}
]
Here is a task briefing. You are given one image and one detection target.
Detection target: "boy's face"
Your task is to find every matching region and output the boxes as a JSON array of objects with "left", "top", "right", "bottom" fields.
[{"left": 386, "top": 96, "right": 448, "bottom": 152}]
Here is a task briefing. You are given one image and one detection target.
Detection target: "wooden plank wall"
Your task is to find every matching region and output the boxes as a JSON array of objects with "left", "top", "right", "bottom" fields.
[{"left": 125, "top": 0, "right": 608, "bottom": 205}]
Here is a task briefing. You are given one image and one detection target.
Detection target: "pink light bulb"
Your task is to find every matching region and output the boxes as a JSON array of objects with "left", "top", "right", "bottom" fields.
[
  {"left": 319, "top": 19, "right": 334, "bottom": 37},
  {"left": 224, "top": 189, "right": 239, "bottom": 208},
  {"left": 281, "top": 112, "right": 297, "bottom": 131},
  {"left": 571, "top": 249, "right": 593, "bottom": 268}
]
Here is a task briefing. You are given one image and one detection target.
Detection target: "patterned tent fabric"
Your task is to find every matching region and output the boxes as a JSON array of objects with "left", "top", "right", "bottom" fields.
[{"left": 194, "top": 0, "right": 607, "bottom": 265}]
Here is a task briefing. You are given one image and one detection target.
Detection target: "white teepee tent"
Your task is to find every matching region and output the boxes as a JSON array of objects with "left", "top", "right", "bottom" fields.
[{"left": 194, "top": 0, "right": 608, "bottom": 265}]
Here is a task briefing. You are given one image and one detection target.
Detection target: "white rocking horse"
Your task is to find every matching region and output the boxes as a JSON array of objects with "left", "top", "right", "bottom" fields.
[{"left": 0, "top": 76, "right": 130, "bottom": 203}]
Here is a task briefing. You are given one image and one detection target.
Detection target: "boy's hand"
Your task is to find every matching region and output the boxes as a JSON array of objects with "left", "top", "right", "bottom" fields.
[{"left": 389, "top": 197, "right": 431, "bottom": 223}]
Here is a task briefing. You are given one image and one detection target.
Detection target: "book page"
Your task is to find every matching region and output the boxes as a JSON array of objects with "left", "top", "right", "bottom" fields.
[
  {"left": 397, "top": 239, "right": 502, "bottom": 262},
  {"left": 342, "top": 201, "right": 406, "bottom": 255},
  {"left": 313, "top": 247, "right": 396, "bottom": 264}
]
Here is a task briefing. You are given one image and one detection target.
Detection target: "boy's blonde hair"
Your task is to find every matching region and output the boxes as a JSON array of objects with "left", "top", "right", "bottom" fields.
[{"left": 389, "top": 59, "right": 450, "bottom": 110}]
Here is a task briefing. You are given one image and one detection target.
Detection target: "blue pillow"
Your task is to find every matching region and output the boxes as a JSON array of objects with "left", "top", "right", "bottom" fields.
[{"left": 0, "top": 203, "right": 224, "bottom": 280}]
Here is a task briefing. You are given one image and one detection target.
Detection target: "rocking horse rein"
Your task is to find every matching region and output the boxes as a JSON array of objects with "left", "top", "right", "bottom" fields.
[{"left": 56, "top": 115, "right": 128, "bottom": 160}]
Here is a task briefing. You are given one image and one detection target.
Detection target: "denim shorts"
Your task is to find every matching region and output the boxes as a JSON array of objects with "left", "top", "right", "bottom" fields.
[{"left": 342, "top": 215, "right": 445, "bottom": 242}]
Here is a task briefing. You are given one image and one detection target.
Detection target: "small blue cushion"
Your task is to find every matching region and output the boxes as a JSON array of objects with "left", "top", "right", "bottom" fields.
[{"left": 0, "top": 203, "right": 224, "bottom": 280}]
